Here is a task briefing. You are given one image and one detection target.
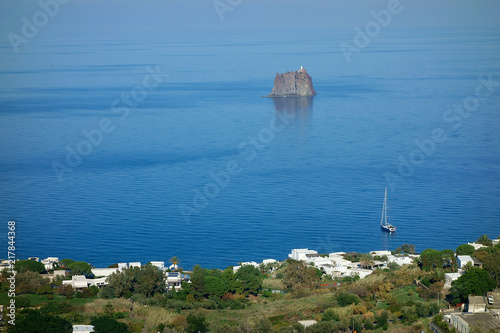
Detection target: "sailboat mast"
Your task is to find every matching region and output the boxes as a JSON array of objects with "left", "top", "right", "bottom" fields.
[{"left": 380, "top": 188, "right": 387, "bottom": 226}]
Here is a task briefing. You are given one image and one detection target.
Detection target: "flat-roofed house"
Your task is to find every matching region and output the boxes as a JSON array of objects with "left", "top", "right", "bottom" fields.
[
  {"left": 150, "top": 261, "right": 165, "bottom": 269},
  {"left": 289, "top": 249, "right": 318, "bottom": 262},
  {"left": 72, "top": 325, "right": 94, "bottom": 333},
  {"left": 129, "top": 262, "right": 141, "bottom": 269},
  {"left": 457, "top": 255, "right": 474, "bottom": 269},
  {"left": 92, "top": 268, "right": 119, "bottom": 277},
  {"left": 467, "top": 296, "right": 486, "bottom": 313}
]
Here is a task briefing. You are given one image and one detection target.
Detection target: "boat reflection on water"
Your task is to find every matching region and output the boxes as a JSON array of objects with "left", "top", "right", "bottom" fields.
[{"left": 380, "top": 227, "right": 397, "bottom": 250}]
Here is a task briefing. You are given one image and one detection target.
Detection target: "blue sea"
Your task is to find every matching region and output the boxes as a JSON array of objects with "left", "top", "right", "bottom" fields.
[{"left": 1, "top": 27, "right": 499, "bottom": 269}]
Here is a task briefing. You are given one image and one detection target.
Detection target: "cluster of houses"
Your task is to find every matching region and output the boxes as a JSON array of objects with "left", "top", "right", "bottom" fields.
[
  {"left": 0, "top": 257, "right": 191, "bottom": 293},
  {"left": 286, "top": 248, "right": 416, "bottom": 279}
]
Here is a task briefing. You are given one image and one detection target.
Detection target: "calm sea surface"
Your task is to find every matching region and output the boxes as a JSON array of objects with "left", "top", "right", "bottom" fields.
[{"left": 1, "top": 28, "right": 499, "bottom": 269}]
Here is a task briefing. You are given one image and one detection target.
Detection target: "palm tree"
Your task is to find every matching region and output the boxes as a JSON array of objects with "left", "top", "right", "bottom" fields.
[
  {"left": 169, "top": 256, "right": 181, "bottom": 270},
  {"left": 476, "top": 235, "right": 492, "bottom": 246},
  {"left": 360, "top": 253, "right": 375, "bottom": 269}
]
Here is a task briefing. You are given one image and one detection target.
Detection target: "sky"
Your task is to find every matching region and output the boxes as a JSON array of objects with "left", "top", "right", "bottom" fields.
[{"left": 1, "top": 0, "right": 499, "bottom": 40}]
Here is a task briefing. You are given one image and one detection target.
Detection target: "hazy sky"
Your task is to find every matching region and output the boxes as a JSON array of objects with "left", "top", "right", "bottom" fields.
[{"left": 1, "top": 0, "right": 499, "bottom": 39}]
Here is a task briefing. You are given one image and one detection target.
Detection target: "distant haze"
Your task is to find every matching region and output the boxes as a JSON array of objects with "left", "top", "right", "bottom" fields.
[{"left": 1, "top": 0, "right": 499, "bottom": 39}]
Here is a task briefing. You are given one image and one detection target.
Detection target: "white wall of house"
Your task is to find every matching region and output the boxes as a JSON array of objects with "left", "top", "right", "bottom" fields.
[
  {"left": 73, "top": 325, "right": 94, "bottom": 333},
  {"left": 457, "top": 256, "right": 473, "bottom": 269},
  {"left": 444, "top": 273, "right": 462, "bottom": 288},
  {"left": 129, "top": 262, "right": 141, "bottom": 268},
  {"left": 92, "top": 268, "right": 119, "bottom": 277},
  {"left": 387, "top": 255, "right": 413, "bottom": 266},
  {"left": 289, "top": 249, "right": 318, "bottom": 261},
  {"left": 150, "top": 261, "right": 165, "bottom": 269}
]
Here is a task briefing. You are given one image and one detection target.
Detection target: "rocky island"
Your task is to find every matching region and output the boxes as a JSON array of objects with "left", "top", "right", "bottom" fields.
[{"left": 266, "top": 66, "right": 317, "bottom": 97}]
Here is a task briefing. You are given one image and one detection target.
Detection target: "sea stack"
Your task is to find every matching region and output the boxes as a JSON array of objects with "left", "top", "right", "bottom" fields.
[{"left": 266, "top": 66, "right": 317, "bottom": 97}]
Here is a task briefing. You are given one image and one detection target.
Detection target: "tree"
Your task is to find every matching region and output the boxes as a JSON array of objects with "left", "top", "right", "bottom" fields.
[
  {"left": 14, "top": 260, "right": 45, "bottom": 273},
  {"left": 359, "top": 253, "right": 375, "bottom": 269},
  {"left": 419, "top": 249, "right": 443, "bottom": 270},
  {"left": 91, "top": 316, "right": 132, "bottom": 333},
  {"left": 282, "top": 259, "right": 320, "bottom": 292},
  {"left": 441, "top": 249, "right": 455, "bottom": 266},
  {"left": 375, "top": 310, "right": 389, "bottom": 330},
  {"left": 236, "top": 265, "right": 263, "bottom": 295},
  {"left": 10, "top": 309, "right": 72, "bottom": 333},
  {"left": 186, "top": 313, "right": 209, "bottom": 333},
  {"left": 476, "top": 235, "right": 493, "bottom": 247},
  {"left": 337, "top": 291, "right": 361, "bottom": 307},
  {"left": 57, "top": 284, "right": 74, "bottom": 298},
  {"left": 107, "top": 265, "right": 165, "bottom": 297},
  {"left": 67, "top": 261, "right": 92, "bottom": 276},
  {"left": 456, "top": 244, "right": 475, "bottom": 256},
  {"left": 396, "top": 244, "right": 416, "bottom": 254},
  {"left": 15, "top": 270, "right": 50, "bottom": 294},
  {"left": 204, "top": 276, "right": 227, "bottom": 298},
  {"left": 482, "top": 251, "right": 500, "bottom": 287},
  {"left": 189, "top": 265, "right": 207, "bottom": 298},
  {"left": 169, "top": 256, "right": 181, "bottom": 269},
  {"left": 135, "top": 264, "right": 166, "bottom": 297},
  {"left": 449, "top": 267, "right": 496, "bottom": 304}
]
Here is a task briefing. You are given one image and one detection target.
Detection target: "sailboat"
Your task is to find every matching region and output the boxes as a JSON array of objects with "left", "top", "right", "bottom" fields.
[{"left": 380, "top": 188, "right": 396, "bottom": 233}]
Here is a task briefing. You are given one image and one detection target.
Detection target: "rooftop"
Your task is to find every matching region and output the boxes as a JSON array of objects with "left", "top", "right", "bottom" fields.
[{"left": 455, "top": 313, "right": 500, "bottom": 331}]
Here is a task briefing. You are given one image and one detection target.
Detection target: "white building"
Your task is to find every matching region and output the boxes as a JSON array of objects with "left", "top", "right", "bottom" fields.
[
  {"left": 62, "top": 275, "right": 108, "bottom": 289},
  {"left": 118, "top": 263, "right": 128, "bottom": 269},
  {"left": 289, "top": 249, "right": 318, "bottom": 262},
  {"left": 457, "top": 255, "right": 474, "bottom": 269},
  {"left": 262, "top": 259, "right": 277, "bottom": 265},
  {"left": 73, "top": 325, "right": 94, "bottom": 333},
  {"left": 467, "top": 296, "right": 486, "bottom": 313},
  {"left": 165, "top": 272, "right": 190, "bottom": 291},
  {"left": 328, "top": 254, "right": 353, "bottom": 267},
  {"left": 467, "top": 242, "right": 486, "bottom": 251},
  {"left": 346, "top": 268, "right": 373, "bottom": 279},
  {"left": 41, "top": 257, "right": 59, "bottom": 271},
  {"left": 371, "top": 250, "right": 392, "bottom": 257},
  {"left": 444, "top": 272, "right": 462, "bottom": 288},
  {"left": 387, "top": 255, "right": 413, "bottom": 266},
  {"left": 150, "top": 261, "right": 165, "bottom": 269},
  {"left": 129, "top": 262, "right": 141, "bottom": 268},
  {"left": 92, "top": 268, "right": 119, "bottom": 277}
]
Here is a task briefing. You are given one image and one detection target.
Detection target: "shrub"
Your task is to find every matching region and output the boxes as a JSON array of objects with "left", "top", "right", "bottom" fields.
[{"left": 337, "top": 291, "right": 361, "bottom": 307}]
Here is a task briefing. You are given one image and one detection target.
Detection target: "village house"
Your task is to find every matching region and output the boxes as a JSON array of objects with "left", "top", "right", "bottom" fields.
[
  {"left": 466, "top": 296, "right": 487, "bottom": 313},
  {"left": 62, "top": 275, "right": 108, "bottom": 289},
  {"left": 72, "top": 325, "right": 94, "bottom": 333},
  {"left": 444, "top": 272, "right": 462, "bottom": 288},
  {"left": 91, "top": 267, "right": 119, "bottom": 277},
  {"left": 41, "top": 257, "right": 59, "bottom": 271},
  {"left": 450, "top": 312, "right": 500, "bottom": 333},
  {"left": 289, "top": 249, "right": 319, "bottom": 262},
  {"left": 456, "top": 255, "right": 474, "bottom": 270}
]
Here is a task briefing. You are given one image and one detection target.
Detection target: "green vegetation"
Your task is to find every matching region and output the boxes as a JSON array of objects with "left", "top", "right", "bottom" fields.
[
  {"left": 14, "top": 260, "right": 45, "bottom": 273},
  {"left": 9, "top": 309, "right": 72, "bottom": 333},
  {"left": 448, "top": 267, "right": 496, "bottom": 304},
  {"left": 419, "top": 248, "right": 444, "bottom": 270},
  {"left": 3, "top": 234, "right": 499, "bottom": 332},
  {"left": 456, "top": 244, "right": 475, "bottom": 256}
]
